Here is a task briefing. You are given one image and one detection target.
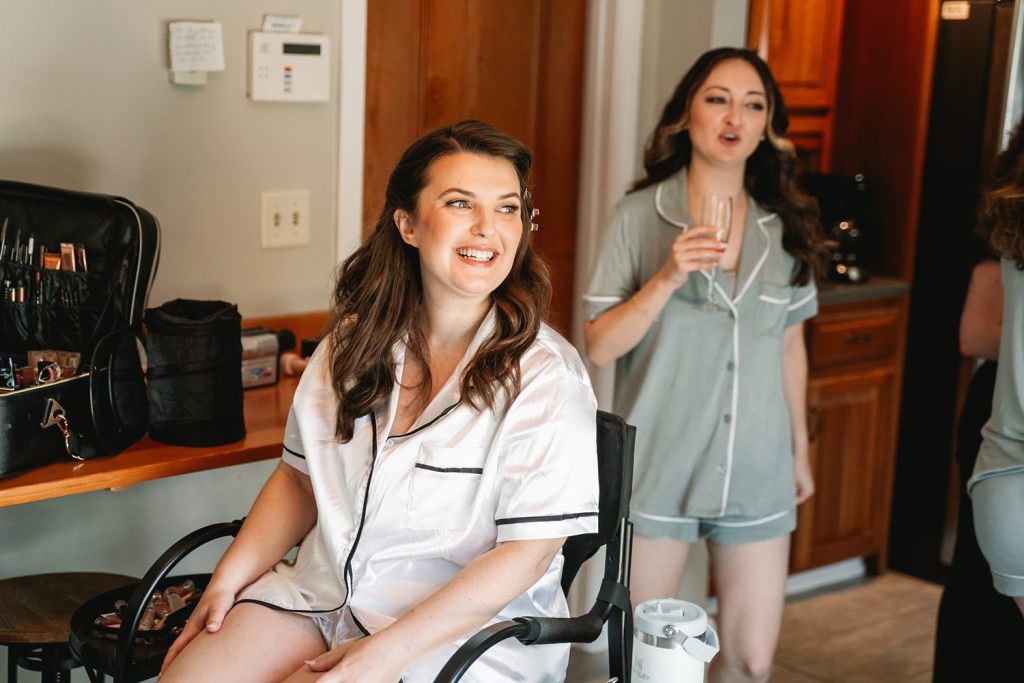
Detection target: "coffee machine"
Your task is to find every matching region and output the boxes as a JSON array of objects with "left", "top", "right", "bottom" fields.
[{"left": 801, "top": 172, "right": 872, "bottom": 283}]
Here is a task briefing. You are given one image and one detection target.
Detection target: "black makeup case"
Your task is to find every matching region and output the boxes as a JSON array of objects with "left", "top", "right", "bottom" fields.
[{"left": 0, "top": 180, "right": 160, "bottom": 476}]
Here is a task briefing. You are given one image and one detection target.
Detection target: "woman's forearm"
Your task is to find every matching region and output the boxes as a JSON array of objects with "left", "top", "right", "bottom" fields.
[
  {"left": 210, "top": 462, "right": 318, "bottom": 592},
  {"left": 372, "top": 537, "right": 565, "bottom": 670},
  {"left": 584, "top": 273, "right": 677, "bottom": 367}
]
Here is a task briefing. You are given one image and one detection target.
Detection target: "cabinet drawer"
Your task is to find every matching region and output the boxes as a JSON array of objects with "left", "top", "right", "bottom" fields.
[{"left": 808, "top": 307, "right": 900, "bottom": 371}]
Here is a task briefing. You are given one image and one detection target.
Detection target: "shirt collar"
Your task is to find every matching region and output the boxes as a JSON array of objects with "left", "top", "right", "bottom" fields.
[
  {"left": 654, "top": 169, "right": 693, "bottom": 229},
  {"left": 387, "top": 304, "right": 498, "bottom": 435}
]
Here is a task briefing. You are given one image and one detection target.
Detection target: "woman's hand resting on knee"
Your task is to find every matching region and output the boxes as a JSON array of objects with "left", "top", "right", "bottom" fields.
[
  {"left": 159, "top": 581, "right": 239, "bottom": 674},
  {"left": 302, "top": 635, "right": 407, "bottom": 683}
]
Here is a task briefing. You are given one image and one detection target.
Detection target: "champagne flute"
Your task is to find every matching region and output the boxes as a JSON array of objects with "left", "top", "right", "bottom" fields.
[{"left": 700, "top": 195, "right": 732, "bottom": 311}]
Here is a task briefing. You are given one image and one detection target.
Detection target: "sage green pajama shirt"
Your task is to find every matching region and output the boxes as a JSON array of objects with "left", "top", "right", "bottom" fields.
[{"left": 585, "top": 170, "right": 816, "bottom": 543}]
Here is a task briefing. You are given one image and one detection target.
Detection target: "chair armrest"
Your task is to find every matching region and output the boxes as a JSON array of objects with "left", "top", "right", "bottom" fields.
[
  {"left": 433, "top": 620, "right": 529, "bottom": 683},
  {"left": 114, "top": 519, "right": 243, "bottom": 682},
  {"left": 432, "top": 613, "right": 605, "bottom": 683},
  {"left": 513, "top": 614, "right": 604, "bottom": 645}
]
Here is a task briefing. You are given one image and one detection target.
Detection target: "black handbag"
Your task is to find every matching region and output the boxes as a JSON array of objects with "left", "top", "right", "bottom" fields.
[{"left": 0, "top": 181, "right": 160, "bottom": 476}]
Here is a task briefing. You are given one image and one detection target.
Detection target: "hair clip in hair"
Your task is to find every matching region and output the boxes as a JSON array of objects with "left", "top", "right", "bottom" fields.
[{"left": 530, "top": 208, "right": 540, "bottom": 232}]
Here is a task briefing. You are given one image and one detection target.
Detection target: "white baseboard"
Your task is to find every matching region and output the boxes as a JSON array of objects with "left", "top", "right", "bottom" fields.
[{"left": 784, "top": 557, "right": 867, "bottom": 597}]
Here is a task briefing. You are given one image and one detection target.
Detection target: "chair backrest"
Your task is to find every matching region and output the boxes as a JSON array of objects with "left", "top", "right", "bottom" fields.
[{"left": 559, "top": 410, "right": 635, "bottom": 595}]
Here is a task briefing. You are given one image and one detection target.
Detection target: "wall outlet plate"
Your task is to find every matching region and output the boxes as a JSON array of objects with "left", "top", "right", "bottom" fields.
[{"left": 261, "top": 190, "right": 310, "bottom": 248}]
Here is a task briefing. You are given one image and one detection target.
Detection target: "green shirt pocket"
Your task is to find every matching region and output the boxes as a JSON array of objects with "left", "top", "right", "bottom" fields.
[{"left": 754, "top": 283, "right": 792, "bottom": 336}]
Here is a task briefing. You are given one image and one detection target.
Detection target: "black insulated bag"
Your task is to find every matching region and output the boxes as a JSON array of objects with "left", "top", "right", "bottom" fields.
[{"left": 144, "top": 299, "right": 245, "bottom": 447}]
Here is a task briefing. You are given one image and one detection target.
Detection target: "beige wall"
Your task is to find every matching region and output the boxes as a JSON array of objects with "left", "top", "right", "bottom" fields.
[{"left": 0, "top": 0, "right": 343, "bottom": 316}]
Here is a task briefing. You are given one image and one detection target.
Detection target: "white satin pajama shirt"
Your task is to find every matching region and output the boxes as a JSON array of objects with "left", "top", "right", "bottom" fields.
[{"left": 238, "top": 309, "right": 600, "bottom": 682}]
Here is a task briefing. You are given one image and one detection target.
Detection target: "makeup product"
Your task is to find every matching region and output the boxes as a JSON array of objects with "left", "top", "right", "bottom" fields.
[
  {"left": 0, "top": 218, "right": 8, "bottom": 261},
  {"left": 12, "top": 229, "right": 20, "bottom": 264},
  {"left": 15, "top": 280, "right": 24, "bottom": 303},
  {"left": 26, "top": 235, "right": 34, "bottom": 266},
  {"left": 59, "top": 242, "right": 75, "bottom": 271},
  {"left": 43, "top": 252, "right": 61, "bottom": 270},
  {"left": 33, "top": 270, "right": 42, "bottom": 305},
  {"left": 58, "top": 350, "right": 81, "bottom": 377},
  {"left": 74, "top": 244, "right": 88, "bottom": 272}
]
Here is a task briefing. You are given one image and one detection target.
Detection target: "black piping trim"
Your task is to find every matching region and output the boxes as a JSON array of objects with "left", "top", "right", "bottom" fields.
[
  {"left": 283, "top": 444, "right": 306, "bottom": 460},
  {"left": 234, "top": 598, "right": 342, "bottom": 615},
  {"left": 413, "top": 463, "right": 483, "bottom": 474},
  {"left": 350, "top": 609, "right": 372, "bottom": 637},
  {"left": 388, "top": 401, "right": 460, "bottom": 439},
  {"left": 494, "top": 511, "right": 600, "bottom": 526},
  {"left": 339, "top": 411, "right": 380, "bottom": 620}
]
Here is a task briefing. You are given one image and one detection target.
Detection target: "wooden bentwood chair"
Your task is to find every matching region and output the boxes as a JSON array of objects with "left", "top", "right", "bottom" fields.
[{"left": 69, "top": 411, "right": 635, "bottom": 683}]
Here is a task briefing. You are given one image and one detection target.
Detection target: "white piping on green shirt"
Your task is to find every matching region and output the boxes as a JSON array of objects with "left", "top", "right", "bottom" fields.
[
  {"left": 654, "top": 183, "right": 691, "bottom": 229},
  {"left": 788, "top": 289, "right": 815, "bottom": 311},
  {"left": 717, "top": 215, "right": 774, "bottom": 515}
]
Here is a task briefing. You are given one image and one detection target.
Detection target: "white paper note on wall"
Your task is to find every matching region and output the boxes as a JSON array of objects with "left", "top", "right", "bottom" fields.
[{"left": 169, "top": 21, "right": 225, "bottom": 72}]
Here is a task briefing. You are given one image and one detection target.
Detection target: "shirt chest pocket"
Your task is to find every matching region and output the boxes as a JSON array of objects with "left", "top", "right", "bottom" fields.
[
  {"left": 408, "top": 444, "right": 487, "bottom": 531},
  {"left": 754, "top": 283, "right": 791, "bottom": 335}
]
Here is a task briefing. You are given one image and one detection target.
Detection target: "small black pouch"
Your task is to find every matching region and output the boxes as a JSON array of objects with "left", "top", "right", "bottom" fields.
[{"left": 144, "top": 299, "right": 245, "bottom": 447}]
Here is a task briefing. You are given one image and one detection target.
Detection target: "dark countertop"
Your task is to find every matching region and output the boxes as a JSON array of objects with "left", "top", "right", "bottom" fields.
[{"left": 818, "top": 275, "right": 909, "bottom": 306}]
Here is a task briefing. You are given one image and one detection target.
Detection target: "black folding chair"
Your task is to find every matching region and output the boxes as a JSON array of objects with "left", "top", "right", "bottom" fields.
[
  {"left": 433, "top": 410, "right": 636, "bottom": 682},
  {"left": 71, "top": 411, "right": 634, "bottom": 683}
]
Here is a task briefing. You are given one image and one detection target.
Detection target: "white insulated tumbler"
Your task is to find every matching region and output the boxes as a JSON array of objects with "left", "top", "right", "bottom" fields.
[{"left": 631, "top": 599, "right": 719, "bottom": 682}]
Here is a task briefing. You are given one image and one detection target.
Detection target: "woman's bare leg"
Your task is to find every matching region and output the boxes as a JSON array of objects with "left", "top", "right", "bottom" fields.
[
  {"left": 629, "top": 534, "right": 692, "bottom": 608},
  {"left": 707, "top": 536, "right": 789, "bottom": 683},
  {"left": 159, "top": 603, "right": 327, "bottom": 683}
]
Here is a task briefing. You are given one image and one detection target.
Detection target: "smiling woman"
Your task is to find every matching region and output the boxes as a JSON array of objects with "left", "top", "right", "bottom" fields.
[
  {"left": 394, "top": 152, "right": 524, "bottom": 309},
  {"left": 157, "top": 120, "right": 599, "bottom": 683}
]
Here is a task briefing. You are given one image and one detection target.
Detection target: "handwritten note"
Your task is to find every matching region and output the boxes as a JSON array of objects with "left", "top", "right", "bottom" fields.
[{"left": 169, "top": 21, "right": 225, "bottom": 72}]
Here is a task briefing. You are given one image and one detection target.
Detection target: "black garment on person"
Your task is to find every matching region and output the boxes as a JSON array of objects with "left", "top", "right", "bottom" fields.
[{"left": 934, "top": 361, "right": 1024, "bottom": 682}]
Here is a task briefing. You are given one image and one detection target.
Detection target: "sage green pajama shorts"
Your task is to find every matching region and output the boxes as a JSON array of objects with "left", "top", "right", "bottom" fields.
[{"left": 972, "top": 472, "right": 1024, "bottom": 597}]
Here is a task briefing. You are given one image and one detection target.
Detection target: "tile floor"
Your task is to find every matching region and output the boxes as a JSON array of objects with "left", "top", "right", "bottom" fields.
[{"left": 566, "top": 572, "right": 942, "bottom": 682}]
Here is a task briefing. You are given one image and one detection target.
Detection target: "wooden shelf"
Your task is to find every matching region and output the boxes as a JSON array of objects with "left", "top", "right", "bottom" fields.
[{"left": 0, "top": 376, "right": 298, "bottom": 508}]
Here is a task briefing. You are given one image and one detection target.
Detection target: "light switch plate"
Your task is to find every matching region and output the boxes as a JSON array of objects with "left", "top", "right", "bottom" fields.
[{"left": 261, "top": 190, "right": 310, "bottom": 248}]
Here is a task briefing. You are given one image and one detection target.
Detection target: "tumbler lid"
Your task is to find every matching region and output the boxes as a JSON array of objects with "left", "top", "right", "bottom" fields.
[{"left": 634, "top": 599, "right": 708, "bottom": 639}]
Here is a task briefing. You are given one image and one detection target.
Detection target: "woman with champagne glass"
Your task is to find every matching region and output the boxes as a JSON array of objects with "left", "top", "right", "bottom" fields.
[{"left": 584, "top": 48, "right": 829, "bottom": 683}]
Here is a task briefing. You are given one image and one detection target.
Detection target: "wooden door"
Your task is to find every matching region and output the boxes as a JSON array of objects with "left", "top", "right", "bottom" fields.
[
  {"left": 364, "top": 0, "right": 587, "bottom": 333},
  {"left": 792, "top": 367, "right": 898, "bottom": 572}
]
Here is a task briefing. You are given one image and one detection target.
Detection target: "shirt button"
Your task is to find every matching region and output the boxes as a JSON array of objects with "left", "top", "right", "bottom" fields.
[
  {"left": 717, "top": 465, "right": 727, "bottom": 475},
  {"left": 723, "top": 414, "right": 731, "bottom": 424},
  {"left": 726, "top": 361, "right": 735, "bottom": 371}
]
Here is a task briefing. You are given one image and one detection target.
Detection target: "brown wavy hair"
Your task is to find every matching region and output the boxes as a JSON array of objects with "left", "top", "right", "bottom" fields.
[
  {"left": 978, "top": 120, "right": 1024, "bottom": 269},
  {"left": 631, "top": 47, "right": 829, "bottom": 285},
  {"left": 326, "top": 120, "right": 551, "bottom": 442}
]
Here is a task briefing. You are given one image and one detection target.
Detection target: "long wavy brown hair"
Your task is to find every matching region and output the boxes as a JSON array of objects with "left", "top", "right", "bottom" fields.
[
  {"left": 631, "top": 47, "right": 829, "bottom": 285},
  {"left": 978, "top": 120, "right": 1024, "bottom": 269},
  {"left": 327, "top": 120, "right": 550, "bottom": 442}
]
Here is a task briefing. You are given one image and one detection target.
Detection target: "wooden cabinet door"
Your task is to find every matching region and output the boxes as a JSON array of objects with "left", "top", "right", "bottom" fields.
[
  {"left": 747, "top": 0, "right": 846, "bottom": 110},
  {"left": 787, "top": 112, "right": 833, "bottom": 173},
  {"left": 364, "top": 0, "right": 586, "bottom": 333},
  {"left": 792, "top": 366, "right": 898, "bottom": 572}
]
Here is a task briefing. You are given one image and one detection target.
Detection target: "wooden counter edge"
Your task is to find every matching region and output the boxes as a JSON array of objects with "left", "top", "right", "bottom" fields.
[{"left": 0, "top": 308, "right": 330, "bottom": 508}]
